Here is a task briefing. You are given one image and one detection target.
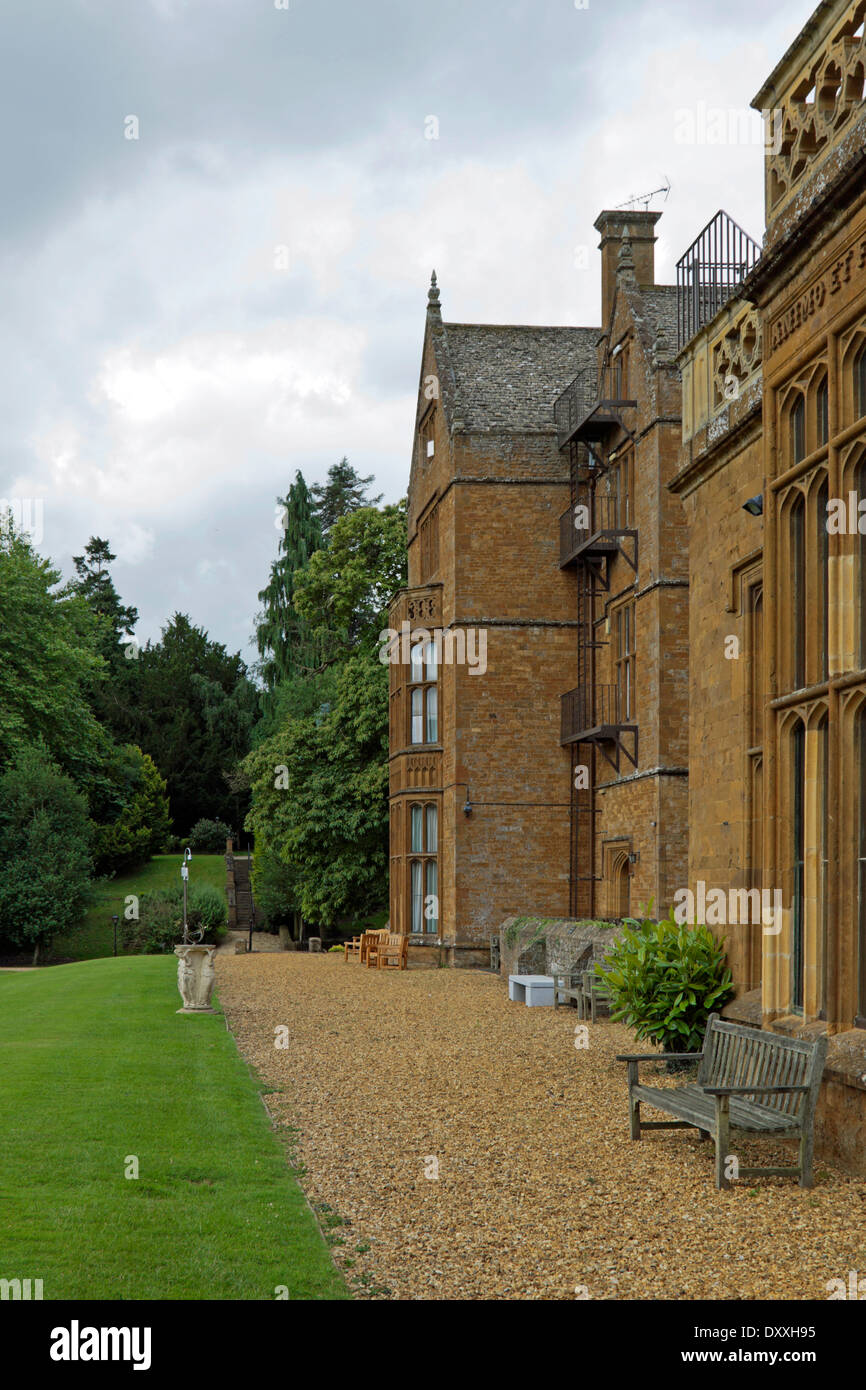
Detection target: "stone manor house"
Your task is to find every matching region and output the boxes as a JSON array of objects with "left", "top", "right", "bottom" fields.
[{"left": 386, "top": 0, "right": 866, "bottom": 1170}]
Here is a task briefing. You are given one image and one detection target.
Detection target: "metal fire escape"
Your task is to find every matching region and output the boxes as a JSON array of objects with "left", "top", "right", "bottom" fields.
[{"left": 554, "top": 359, "right": 638, "bottom": 917}]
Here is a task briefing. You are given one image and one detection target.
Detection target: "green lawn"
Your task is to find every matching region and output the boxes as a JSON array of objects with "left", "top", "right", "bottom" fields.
[
  {"left": 52, "top": 855, "right": 229, "bottom": 961},
  {"left": 0, "top": 956, "right": 348, "bottom": 1300}
]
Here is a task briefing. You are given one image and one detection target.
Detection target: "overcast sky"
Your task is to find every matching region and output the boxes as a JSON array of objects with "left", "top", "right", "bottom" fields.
[{"left": 1, "top": 0, "right": 808, "bottom": 665}]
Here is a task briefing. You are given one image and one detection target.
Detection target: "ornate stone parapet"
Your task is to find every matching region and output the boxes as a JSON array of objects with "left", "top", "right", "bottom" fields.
[
  {"left": 756, "top": 0, "right": 866, "bottom": 220},
  {"left": 679, "top": 298, "right": 763, "bottom": 447},
  {"left": 711, "top": 305, "right": 763, "bottom": 412}
]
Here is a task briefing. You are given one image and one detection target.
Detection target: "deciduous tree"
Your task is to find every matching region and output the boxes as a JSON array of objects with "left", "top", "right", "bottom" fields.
[{"left": 0, "top": 745, "right": 93, "bottom": 964}]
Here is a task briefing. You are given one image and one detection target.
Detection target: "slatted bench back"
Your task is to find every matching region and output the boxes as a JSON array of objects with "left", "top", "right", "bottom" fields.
[{"left": 698, "top": 1015, "right": 817, "bottom": 1121}]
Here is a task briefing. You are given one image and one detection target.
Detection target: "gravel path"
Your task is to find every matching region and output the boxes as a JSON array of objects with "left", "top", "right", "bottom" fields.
[{"left": 216, "top": 952, "right": 866, "bottom": 1301}]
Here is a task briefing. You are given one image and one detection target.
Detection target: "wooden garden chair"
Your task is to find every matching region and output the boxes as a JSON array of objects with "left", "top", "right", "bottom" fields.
[
  {"left": 377, "top": 933, "right": 408, "bottom": 971},
  {"left": 362, "top": 928, "right": 390, "bottom": 968},
  {"left": 343, "top": 935, "right": 363, "bottom": 962}
]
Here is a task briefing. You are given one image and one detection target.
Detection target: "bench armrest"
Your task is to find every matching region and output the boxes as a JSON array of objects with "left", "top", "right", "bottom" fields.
[
  {"left": 616, "top": 1052, "right": 703, "bottom": 1063},
  {"left": 703, "top": 1084, "right": 810, "bottom": 1096}
]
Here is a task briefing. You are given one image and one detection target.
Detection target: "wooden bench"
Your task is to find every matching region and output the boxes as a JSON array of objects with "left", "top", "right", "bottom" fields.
[
  {"left": 580, "top": 967, "right": 612, "bottom": 1022},
  {"left": 344, "top": 928, "right": 388, "bottom": 964},
  {"left": 363, "top": 929, "right": 393, "bottom": 968},
  {"left": 617, "top": 1013, "right": 827, "bottom": 1189},
  {"left": 375, "top": 933, "right": 408, "bottom": 971},
  {"left": 552, "top": 970, "right": 582, "bottom": 1011}
]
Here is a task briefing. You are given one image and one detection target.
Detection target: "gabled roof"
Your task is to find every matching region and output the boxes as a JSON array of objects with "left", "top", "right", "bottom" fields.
[{"left": 436, "top": 322, "right": 600, "bottom": 432}]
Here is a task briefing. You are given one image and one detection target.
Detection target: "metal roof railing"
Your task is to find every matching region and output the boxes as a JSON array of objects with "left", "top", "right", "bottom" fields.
[{"left": 676, "top": 210, "right": 761, "bottom": 351}]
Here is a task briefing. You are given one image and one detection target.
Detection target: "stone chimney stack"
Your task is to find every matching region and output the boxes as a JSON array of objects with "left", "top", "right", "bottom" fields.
[{"left": 594, "top": 210, "right": 662, "bottom": 327}]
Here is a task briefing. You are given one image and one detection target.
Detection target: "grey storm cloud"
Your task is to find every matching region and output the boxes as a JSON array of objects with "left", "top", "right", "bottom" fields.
[{"left": 0, "top": 0, "right": 803, "bottom": 663}]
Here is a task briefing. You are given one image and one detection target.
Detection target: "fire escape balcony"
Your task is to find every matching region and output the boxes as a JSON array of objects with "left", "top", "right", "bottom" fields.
[
  {"left": 554, "top": 364, "right": 636, "bottom": 451},
  {"left": 560, "top": 682, "right": 638, "bottom": 774},
  {"left": 559, "top": 490, "right": 638, "bottom": 581}
]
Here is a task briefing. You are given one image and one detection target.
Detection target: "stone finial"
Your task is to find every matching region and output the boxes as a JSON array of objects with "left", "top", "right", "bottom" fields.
[
  {"left": 616, "top": 227, "right": 636, "bottom": 285},
  {"left": 427, "top": 269, "right": 441, "bottom": 317}
]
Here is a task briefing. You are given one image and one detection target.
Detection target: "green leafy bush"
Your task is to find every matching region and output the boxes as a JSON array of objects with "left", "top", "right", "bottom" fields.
[
  {"left": 249, "top": 846, "right": 297, "bottom": 930},
  {"left": 0, "top": 744, "right": 93, "bottom": 963},
  {"left": 91, "top": 745, "right": 172, "bottom": 875},
  {"left": 596, "top": 907, "right": 734, "bottom": 1054},
  {"left": 187, "top": 819, "right": 232, "bottom": 853},
  {"left": 123, "top": 882, "right": 227, "bottom": 954}
]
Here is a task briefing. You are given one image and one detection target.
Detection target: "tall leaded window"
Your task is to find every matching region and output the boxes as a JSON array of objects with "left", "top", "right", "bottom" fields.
[
  {"left": 791, "top": 493, "right": 806, "bottom": 688},
  {"left": 610, "top": 345, "right": 628, "bottom": 400},
  {"left": 817, "top": 376, "right": 829, "bottom": 447},
  {"left": 791, "top": 721, "right": 806, "bottom": 1013},
  {"left": 425, "top": 860, "right": 438, "bottom": 935},
  {"left": 818, "top": 715, "right": 829, "bottom": 1017},
  {"left": 614, "top": 601, "right": 636, "bottom": 721},
  {"left": 817, "top": 477, "right": 829, "bottom": 682},
  {"left": 855, "top": 344, "right": 866, "bottom": 421},
  {"left": 858, "top": 707, "right": 866, "bottom": 1024},
  {"left": 749, "top": 584, "right": 764, "bottom": 748},
  {"left": 408, "top": 800, "right": 438, "bottom": 934},
  {"left": 409, "top": 639, "right": 438, "bottom": 745},
  {"left": 604, "top": 451, "right": 633, "bottom": 530},
  {"left": 791, "top": 393, "right": 806, "bottom": 464},
  {"left": 859, "top": 456, "right": 866, "bottom": 670},
  {"left": 748, "top": 582, "right": 764, "bottom": 989},
  {"left": 410, "top": 859, "right": 424, "bottom": 933}
]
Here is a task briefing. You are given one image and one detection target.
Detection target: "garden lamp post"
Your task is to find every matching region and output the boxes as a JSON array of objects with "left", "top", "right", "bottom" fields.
[
  {"left": 174, "top": 845, "right": 216, "bottom": 1014},
  {"left": 180, "top": 847, "right": 192, "bottom": 943},
  {"left": 112, "top": 914, "right": 119, "bottom": 958}
]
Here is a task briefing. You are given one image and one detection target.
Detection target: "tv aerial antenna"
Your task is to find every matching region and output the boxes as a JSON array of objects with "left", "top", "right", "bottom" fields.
[{"left": 614, "top": 177, "right": 671, "bottom": 212}]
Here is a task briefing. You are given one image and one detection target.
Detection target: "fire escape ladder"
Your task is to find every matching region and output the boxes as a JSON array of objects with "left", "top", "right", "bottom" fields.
[{"left": 555, "top": 365, "right": 642, "bottom": 917}]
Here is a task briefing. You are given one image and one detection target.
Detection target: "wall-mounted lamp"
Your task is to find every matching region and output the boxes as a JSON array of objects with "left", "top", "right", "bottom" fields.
[
  {"left": 742, "top": 495, "right": 764, "bottom": 516},
  {"left": 463, "top": 791, "right": 473, "bottom": 817},
  {"left": 628, "top": 851, "right": 639, "bottom": 865}
]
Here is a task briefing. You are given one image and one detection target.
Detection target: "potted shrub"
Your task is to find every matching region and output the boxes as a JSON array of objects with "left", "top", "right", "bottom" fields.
[{"left": 596, "top": 905, "right": 734, "bottom": 1066}]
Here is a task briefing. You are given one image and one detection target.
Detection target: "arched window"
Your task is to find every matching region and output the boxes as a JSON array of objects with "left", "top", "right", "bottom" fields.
[
  {"left": 410, "top": 804, "right": 423, "bottom": 852},
  {"left": 409, "top": 639, "right": 438, "bottom": 745},
  {"left": 614, "top": 855, "right": 630, "bottom": 919},
  {"left": 855, "top": 344, "right": 866, "bottom": 421},
  {"left": 791, "top": 394, "right": 806, "bottom": 464},
  {"left": 816, "top": 376, "right": 829, "bottom": 447},
  {"left": 790, "top": 494, "right": 806, "bottom": 688},
  {"left": 791, "top": 721, "right": 806, "bottom": 1013}
]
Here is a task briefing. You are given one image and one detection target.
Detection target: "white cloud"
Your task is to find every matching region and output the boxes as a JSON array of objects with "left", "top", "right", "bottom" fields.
[
  {"left": 0, "top": 0, "right": 807, "bottom": 662},
  {"left": 113, "top": 521, "right": 155, "bottom": 565}
]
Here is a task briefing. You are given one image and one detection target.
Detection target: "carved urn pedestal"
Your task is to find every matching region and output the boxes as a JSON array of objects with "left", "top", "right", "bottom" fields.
[{"left": 174, "top": 945, "right": 217, "bottom": 1014}]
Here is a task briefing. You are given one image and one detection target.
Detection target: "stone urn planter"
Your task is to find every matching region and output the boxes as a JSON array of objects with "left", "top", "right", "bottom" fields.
[{"left": 174, "top": 944, "right": 217, "bottom": 1014}]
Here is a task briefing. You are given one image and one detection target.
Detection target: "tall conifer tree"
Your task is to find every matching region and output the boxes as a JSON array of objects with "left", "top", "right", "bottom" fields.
[
  {"left": 71, "top": 537, "right": 138, "bottom": 658},
  {"left": 310, "top": 457, "right": 382, "bottom": 537},
  {"left": 255, "top": 471, "right": 323, "bottom": 695}
]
